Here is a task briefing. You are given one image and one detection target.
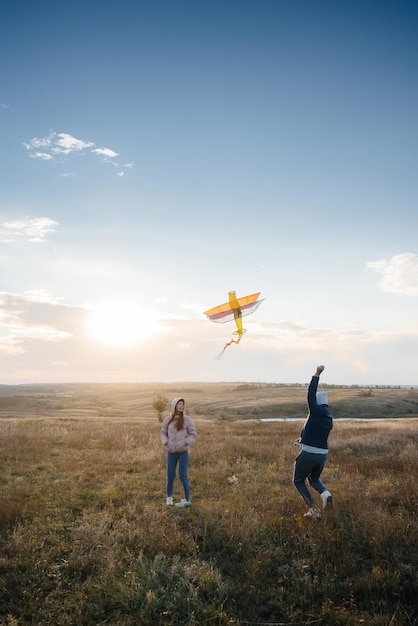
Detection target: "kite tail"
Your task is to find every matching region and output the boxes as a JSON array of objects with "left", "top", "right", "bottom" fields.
[{"left": 215, "top": 336, "right": 242, "bottom": 360}]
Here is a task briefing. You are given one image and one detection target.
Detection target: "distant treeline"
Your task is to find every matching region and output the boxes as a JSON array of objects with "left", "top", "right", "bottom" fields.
[{"left": 234, "top": 383, "right": 417, "bottom": 390}]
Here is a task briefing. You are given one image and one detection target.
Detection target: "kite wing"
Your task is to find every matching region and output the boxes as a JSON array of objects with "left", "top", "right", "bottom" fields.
[{"left": 204, "top": 291, "right": 264, "bottom": 359}]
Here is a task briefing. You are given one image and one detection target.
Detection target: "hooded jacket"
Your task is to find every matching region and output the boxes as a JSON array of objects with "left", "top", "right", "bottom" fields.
[
  {"left": 160, "top": 397, "right": 197, "bottom": 453},
  {"left": 300, "top": 376, "right": 333, "bottom": 450}
]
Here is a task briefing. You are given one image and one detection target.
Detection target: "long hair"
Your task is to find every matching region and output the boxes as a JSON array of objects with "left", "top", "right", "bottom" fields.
[{"left": 169, "top": 403, "right": 184, "bottom": 431}]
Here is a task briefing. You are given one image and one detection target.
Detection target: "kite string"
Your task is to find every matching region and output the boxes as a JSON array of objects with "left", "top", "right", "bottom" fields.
[{"left": 215, "top": 336, "right": 242, "bottom": 360}]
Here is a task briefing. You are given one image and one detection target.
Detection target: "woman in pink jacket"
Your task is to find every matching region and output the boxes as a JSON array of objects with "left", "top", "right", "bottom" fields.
[{"left": 160, "top": 397, "right": 197, "bottom": 508}]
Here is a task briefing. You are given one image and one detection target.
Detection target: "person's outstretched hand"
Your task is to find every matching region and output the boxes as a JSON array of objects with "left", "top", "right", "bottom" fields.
[{"left": 316, "top": 365, "right": 325, "bottom": 376}]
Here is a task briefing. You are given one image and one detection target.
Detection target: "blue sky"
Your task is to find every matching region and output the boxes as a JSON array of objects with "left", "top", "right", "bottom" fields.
[{"left": 1, "top": 0, "right": 418, "bottom": 386}]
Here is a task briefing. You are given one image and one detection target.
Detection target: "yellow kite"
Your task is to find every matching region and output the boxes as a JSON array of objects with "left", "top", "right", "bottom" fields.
[{"left": 204, "top": 291, "right": 264, "bottom": 359}]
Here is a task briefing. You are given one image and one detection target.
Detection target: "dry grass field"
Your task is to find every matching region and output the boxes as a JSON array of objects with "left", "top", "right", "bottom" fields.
[
  {"left": 0, "top": 383, "right": 417, "bottom": 625},
  {"left": 1, "top": 381, "right": 418, "bottom": 421}
]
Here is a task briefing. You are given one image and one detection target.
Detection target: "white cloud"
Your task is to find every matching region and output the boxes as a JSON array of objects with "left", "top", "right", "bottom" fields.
[
  {"left": 29, "top": 152, "right": 53, "bottom": 160},
  {"left": 7, "top": 325, "right": 70, "bottom": 341},
  {"left": 23, "top": 131, "right": 133, "bottom": 175},
  {"left": 92, "top": 147, "right": 119, "bottom": 159},
  {"left": 24, "top": 134, "right": 53, "bottom": 149},
  {"left": 0, "top": 217, "right": 58, "bottom": 243},
  {"left": 0, "top": 336, "right": 26, "bottom": 356},
  {"left": 0, "top": 291, "right": 418, "bottom": 384},
  {"left": 0, "top": 291, "right": 83, "bottom": 356},
  {"left": 52, "top": 132, "right": 94, "bottom": 155},
  {"left": 23, "top": 289, "right": 64, "bottom": 304},
  {"left": 366, "top": 253, "right": 418, "bottom": 296},
  {"left": 0, "top": 325, "right": 71, "bottom": 356}
]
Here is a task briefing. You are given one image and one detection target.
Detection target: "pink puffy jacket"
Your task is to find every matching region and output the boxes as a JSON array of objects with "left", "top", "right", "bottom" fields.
[{"left": 160, "top": 414, "right": 197, "bottom": 454}]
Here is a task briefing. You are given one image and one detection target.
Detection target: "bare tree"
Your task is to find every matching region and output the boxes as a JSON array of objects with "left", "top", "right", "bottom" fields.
[{"left": 152, "top": 394, "right": 168, "bottom": 422}]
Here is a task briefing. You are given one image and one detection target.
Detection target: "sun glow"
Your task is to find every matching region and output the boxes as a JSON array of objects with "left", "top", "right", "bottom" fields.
[{"left": 86, "top": 301, "right": 161, "bottom": 347}]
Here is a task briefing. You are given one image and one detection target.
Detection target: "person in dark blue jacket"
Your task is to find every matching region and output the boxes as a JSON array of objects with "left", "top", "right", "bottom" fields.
[{"left": 293, "top": 365, "right": 333, "bottom": 518}]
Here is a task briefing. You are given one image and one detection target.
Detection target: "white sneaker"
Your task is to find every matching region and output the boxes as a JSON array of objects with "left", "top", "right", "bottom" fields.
[
  {"left": 175, "top": 498, "right": 191, "bottom": 508},
  {"left": 320, "top": 490, "right": 333, "bottom": 510},
  {"left": 304, "top": 507, "right": 321, "bottom": 518},
  {"left": 166, "top": 497, "right": 173, "bottom": 506}
]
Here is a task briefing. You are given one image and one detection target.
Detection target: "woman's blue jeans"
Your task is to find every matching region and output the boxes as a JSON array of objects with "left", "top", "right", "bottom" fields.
[
  {"left": 166, "top": 451, "right": 190, "bottom": 501},
  {"left": 293, "top": 450, "right": 328, "bottom": 506}
]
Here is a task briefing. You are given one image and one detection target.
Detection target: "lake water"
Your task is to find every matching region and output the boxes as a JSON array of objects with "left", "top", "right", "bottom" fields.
[{"left": 260, "top": 417, "right": 400, "bottom": 422}]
